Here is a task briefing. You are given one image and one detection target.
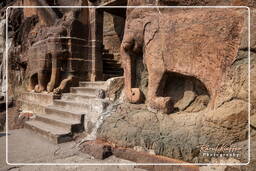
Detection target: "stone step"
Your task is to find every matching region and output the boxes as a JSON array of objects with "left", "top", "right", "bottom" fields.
[
  {"left": 54, "top": 99, "right": 110, "bottom": 113},
  {"left": 45, "top": 106, "right": 84, "bottom": 121},
  {"left": 79, "top": 81, "right": 106, "bottom": 89},
  {"left": 102, "top": 53, "right": 114, "bottom": 59},
  {"left": 24, "top": 120, "right": 73, "bottom": 144},
  {"left": 18, "top": 99, "right": 47, "bottom": 114},
  {"left": 21, "top": 92, "right": 54, "bottom": 106},
  {"left": 61, "top": 93, "right": 97, "bottom": 101},
  {"left": 103, "top": 70, "right": 123, "bottom": 75},
  {"left": 103, "top": 58, "right": 118, "bottom": 62},
  {"left": 103, "top": 74, "right": 123, "bottom": 80},
  {"left": 103, "top": 61, "right": 121, "bottom": 65},
  {"left": 102, "top": 48, "right": 110, "bottom": 54},
  {"left": 103, "top": 60, "right": 121, "bottom": 64},
  {"left": 103, "top": 68, "right": 123, "bottom": 73},
  {"left": 53, "top": 99, "right": 91, "bottom": 112},
  {"left": 70, "top": 87, "right": 104, "bottom": 96},
  {"left": 35, "top": 113, "right": 83, "bottom": 131},
  {"left": 103, "top": 65, "right": 122, "bottom": 70}
]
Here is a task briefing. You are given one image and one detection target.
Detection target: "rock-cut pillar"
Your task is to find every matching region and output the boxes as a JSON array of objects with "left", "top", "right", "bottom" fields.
[{"left": 89, "top": 7, "right": 104, "bottom": 81}]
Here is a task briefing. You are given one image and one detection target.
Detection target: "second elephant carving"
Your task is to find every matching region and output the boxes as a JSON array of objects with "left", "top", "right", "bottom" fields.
[
  {"left": 26, "top": 10, "right": 89, "bottom": 94},
  {"left": 121, "top": 8, "right": 245, "bottom": 113}
]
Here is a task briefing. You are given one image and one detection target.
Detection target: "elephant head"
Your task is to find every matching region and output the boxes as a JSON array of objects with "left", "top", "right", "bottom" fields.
[{"left": 121, "top": 10, "right": 159, "bottom": 104}]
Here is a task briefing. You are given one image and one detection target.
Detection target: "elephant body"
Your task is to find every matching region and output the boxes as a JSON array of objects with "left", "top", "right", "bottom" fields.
[
  {"left": 26, "top": 12, "right": 89, "bottom": 94},
  {"left": 27, "top": 35, "right": 67, "bottom": 93},
  {"left": 121, "top": 8, "right": 245, "bottom": 113}
]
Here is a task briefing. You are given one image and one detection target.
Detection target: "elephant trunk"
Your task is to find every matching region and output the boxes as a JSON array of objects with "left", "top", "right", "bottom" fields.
[{"left": 121, "top": 44, "right": 144, "bottom": 104}]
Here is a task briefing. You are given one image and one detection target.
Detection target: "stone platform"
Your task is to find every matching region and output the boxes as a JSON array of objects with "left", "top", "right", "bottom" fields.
[
  {"left": 18, "top": 92, "right": 54, "bottom": 114},
  {"left": 20, "top": 81, "right": 110, "bottom": 144}
]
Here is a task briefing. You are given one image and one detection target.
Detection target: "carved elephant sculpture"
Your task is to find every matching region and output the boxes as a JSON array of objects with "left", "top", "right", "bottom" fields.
[
  {"left": 121, "top": 8, "right": 245, "bottom": 113},
  {"left": 27, "top": 24, "right": 76, "bottom": 94}
]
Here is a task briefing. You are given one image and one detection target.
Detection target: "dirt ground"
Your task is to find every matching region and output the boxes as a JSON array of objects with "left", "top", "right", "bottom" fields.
[{"left": 0, "top": 129, "right": 146, "bottom": 171}]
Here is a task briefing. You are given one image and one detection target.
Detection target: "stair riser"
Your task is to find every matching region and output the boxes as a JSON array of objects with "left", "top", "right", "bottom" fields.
[
  {"left": 78, "top": 82, "right": 106, "bottom": 89},
  {"left": 103, "top": 65, "right": 122, "bottom": 69},
  {"left": 45, "top": 108, "right": 83, "bottom": 121},
  {"left": 53, "top": 101, "right": 90, "bottom": 112},
  {"left": 52, "top": 101, "right": 108, "bottom": 113},
  {"left": 70, "top": 88, "right": 98, "bottom": 96},
  {"left": 35, "top": 115, "right": 72, "bottom": 130},
  {"left": 104, "top": 71, "right": 123, "bottom": 74},
  {"left": 35, "top": 115, "right": 84, "bottom": 133},
  {"left": 103, "top": 61, "right": 121, "bottom": 65},
  {"left": 61, "top": 94, "right": 96, "bottom": 102},
  {"left": 102, "top": 54, "right": 114, "bottom": 59},
  {"left": 24, "top": 122, "right": 72, "bottom": 144},
  {"left": 21, "top": 101, "right": 46, "bottom": 114},
  {"left": 21, "top": 93, "right": 54, "bottom": 106}
]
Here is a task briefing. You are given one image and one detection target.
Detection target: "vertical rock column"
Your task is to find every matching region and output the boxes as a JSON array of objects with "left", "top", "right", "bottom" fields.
[
  {"left": 89, "top": 7, "right": 104, "bottom": 81},
  {"left": 0, "top": 18, "right": 6, "bottom": 95}
]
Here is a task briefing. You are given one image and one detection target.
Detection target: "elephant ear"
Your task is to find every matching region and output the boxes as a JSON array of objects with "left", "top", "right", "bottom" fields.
[{"left": 143, "top": 16, "right": 159, "bottom": 50}]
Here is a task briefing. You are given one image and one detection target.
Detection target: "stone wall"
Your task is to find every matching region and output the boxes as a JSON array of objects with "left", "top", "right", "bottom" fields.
[
  {"left": 0, "top": 18, "right": 5, "bottom": 93},
  {"left": 103, "top": 12, "right": 125, "bottom": 62}
]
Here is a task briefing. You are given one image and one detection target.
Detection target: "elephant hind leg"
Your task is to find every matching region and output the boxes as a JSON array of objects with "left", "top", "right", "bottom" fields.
[
  {"left": 53, "top": 75, "right": 75, "bottom": 95},
  {"left": 147, "top": 70, "right": 174, "bottom": 114}
]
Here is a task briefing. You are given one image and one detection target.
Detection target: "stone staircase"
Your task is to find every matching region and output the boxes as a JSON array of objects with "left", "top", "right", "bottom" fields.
[
  {"left": 22, "top": 81, "right": 109, "bottom": 144},
  {"left": 102, "top": 48, "right": 123, "bottom": 80}
]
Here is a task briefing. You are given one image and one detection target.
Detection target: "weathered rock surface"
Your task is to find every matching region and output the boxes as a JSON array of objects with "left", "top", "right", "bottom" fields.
[
  {"left": 98, "top": 5, "right": 253, "bottom": 165},
  {"left": 97, "top": 98, "right": 248, "bottom": 163},
  {"left": 1, "top": 0, "right": 255, "bottom": 170},
  {"left": 103, "top": 12, "right": 125, "bottom": 63},
  {"left": 99, "top": 42, "right": 253, "bottom": 165},
  {"left": 121, "top": 7, "right": 248, "bottom": 114}
]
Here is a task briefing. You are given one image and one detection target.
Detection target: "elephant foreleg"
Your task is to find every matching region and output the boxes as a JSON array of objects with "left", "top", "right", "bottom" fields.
[
  {"left": 35, "top": 71, "right": 47, "bottom": 93},
  {"left": 147, "top": 69, "right": 173, "bottom": 114},
  {"left": 47, "top": 53, "right": 60, "bottom": 92},
  {"left": 121, "top": 44, "right": 144, "bottom": 103}
]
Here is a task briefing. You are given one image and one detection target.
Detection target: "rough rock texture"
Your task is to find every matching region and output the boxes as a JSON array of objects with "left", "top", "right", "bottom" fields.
[
  {"left": 126, "top": 0, "right": 256, "bottom": 6},
  {"left": 81, "top": 140, "right": 113, "bottom": 159},
  {"left": 98, "top": 5, "right": 253, "bottom": 165},
  {"left": 97, "top": 97, "right": 248, "bottom": 163},
  {"left": 103, "top": 12, "right": 125, "bottom": 63},
  {"left": 5, "top": 0, "right": 90, "bottom": 98},
  {"left": 121, "top": 8, "right": 247, "bottom": 114},
  {"left": 1, "top": 0, "right": 255, "bottom": 170},
  {"left": 105, "top": 76, "right": 124, "bottom": 101}
]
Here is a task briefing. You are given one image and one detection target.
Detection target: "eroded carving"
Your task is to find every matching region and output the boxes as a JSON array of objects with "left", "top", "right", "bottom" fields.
[
  {"left": 121, "top": 8, "right": 245, "bottom": 113},
  {"left": 24, "top": 1, "right": 89, "bottom": 94}
]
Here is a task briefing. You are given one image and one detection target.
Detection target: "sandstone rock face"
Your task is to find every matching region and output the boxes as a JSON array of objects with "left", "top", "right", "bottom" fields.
[
  {"left": 98, "top": 6, "right": 253, "bottom": 164},
  {"left": 127, "top": 0, "right": 256, "bottom": 6},
  {"left": 121, "top": 8, "right": 247, "bottom": 113},
  {"left": 4, "top": 0, "right": 91, "bottom": 97},
  {"left": 0, "top": 18, "right": 5, "bottom": 93},
  {"left": 103, "top": 12, "right": 125, "bottom": 63},
  {"left": 1, "top": 0, "right": 254, "bottom": 168},
  {"left": 105, "top": 76, "right": 124, "bottom": 101}
]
